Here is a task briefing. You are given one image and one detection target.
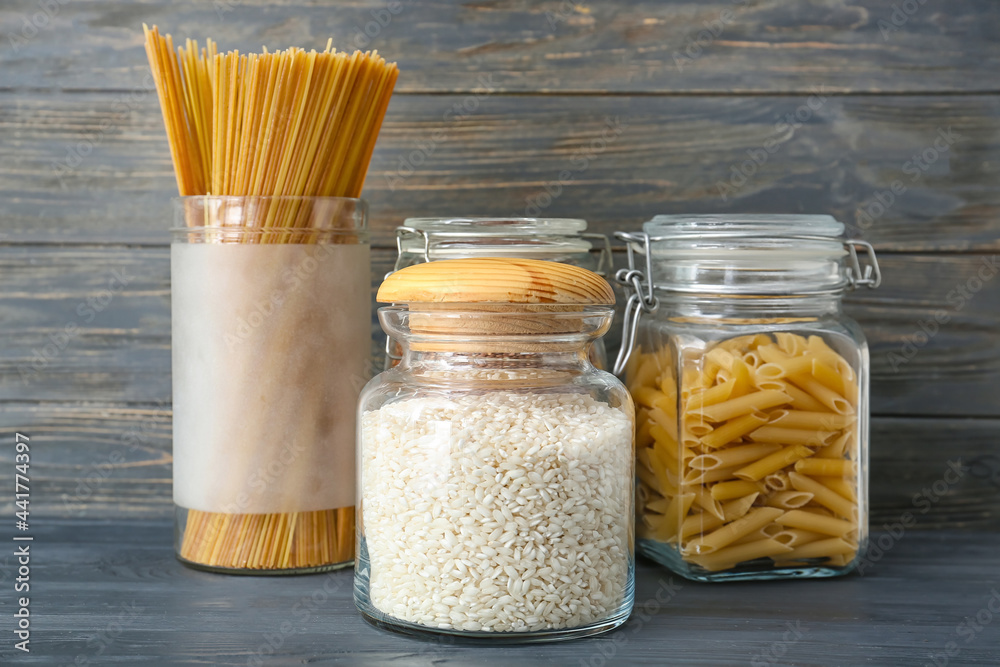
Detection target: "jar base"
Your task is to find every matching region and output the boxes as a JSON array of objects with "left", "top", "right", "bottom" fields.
[
  {"left": 639, "top": 539, "right": 856, "bottom": 582},
  {"left": 175, "top": 554, "right": 353, "bottom": 576},
  {"left": 358, "top": 605, "right": 631, "bottom": 645}
]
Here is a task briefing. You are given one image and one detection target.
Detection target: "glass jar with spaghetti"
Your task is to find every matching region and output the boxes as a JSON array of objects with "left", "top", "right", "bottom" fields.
[
  {"left": 613, "top": 215, "right": 881, "bottom": 582},
  {"left": 172, "top": 196, "right": 369, "bottom": 574},
  {"left": 385, "top": 217, "right": 614, "bottom": 369}
]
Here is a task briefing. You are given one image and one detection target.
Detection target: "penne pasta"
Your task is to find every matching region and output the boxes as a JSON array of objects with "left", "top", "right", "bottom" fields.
[
  {"left": 770, "top": 528, "right": 828, "bottom": 548},
  {"left": 681, "top": 367, "right": 707, "bottom": 398},
  {"left": 632, "top": 386, "right": 664, "bottom": 409},
  {"left": 691, "top": 485, "right": 725, "bottom": 521},
  {"left": 646, "top": 496, "right": 671, "bottom": 514},
  {"left": 768, "top": 409, "right": 855, "bottom": 431},
  {"left": 794, "top": 458, "right": 856, "bottom": 477},
  {"left": 699, "top": 410, "right": 769, "bottom": 449},
  {"left": 636, "top": 419, "right": 654, "bottom": 448},
  {"left": 730, "top": 358, "right": 754, "bottom": 398},
  {"left": 810, "top": 358, "right": 848, "bottom": 397},
  {"left": 693, "top": 389, "right": 793, "bottom": 423},
  {"left": 756, "top": 353, "right": 814, "bottom": 380},
  {"left": 764, "top": 471, "right": 790, "bottom": 491},
  {"left": 825, "top": 553, "right": 852, "bottom": 567},
  {"left": 807, "top": 336, "right": 853, "bottom": 377},
  {"left": 652, "top": 492, "right": 696, "bottom": 542},
  {"left": 648, "top": 443, "right": 679, "bottom": 480},
  {"left": 683, "top": 465, "right": 740, "bottom": 485},
  {"left": 822, "top": 477, "right": 858, "bottom": 503},
  {"left": 773, "top": 537, "right": 857, "bottom": 561},
  {"left": 644, "top": 448, "right": 677, "bottom": 497},
  {"left": 689, "top": 443, "right": 782, "bottom": 470},
  {"left": 787, "top": 375, "right": 853, "bottom": 415},
  {"left": 754, "top": 377, "right": 782, "bottom": 390},
  {"left": 748, "top": 426, "right": 837, "bottom": 447},
  {"left": 710, "top": 479, "right": 763, "bottom": 501},
  {"left": 685, "top": 379, "right": 736, "bottom": 411},
  {"left": 687, "top": 538, "right": 794, "bottom": 572},
  {"left": 717, "top": 334, "right": 770, "bottom": 352},
  {"left": 773, "top": 381, "right": 830, "bottom": 413},
  {"left": 649, "top": 407, "right": 679, "bottom": 442},
  {"left": 775, "top": 332, "right": 808, "bottom": 356},
  {"left": 659, "top": 372, "right": 678, "bottom": 402},
  {"left": 684, "top": 507, "right": 784, "bottom": 555},
  {"left": 721, "top": 492, "right": 760, "bottom": 522},
  {"left": 629, "top": 328, "right": 864, "bottom": 577},
  {"left": 765, "top": 491, "right": 813, "bottom": 510},
  {"left": 760, "top": 522, "right": 783, "bottom": 538},
  {"left": 628, "top": 353, "right": 661, "bottom": 392},
  {"left": 788, "top": 472, "right": 856, "bottom": 519},
  {"left": 731, "top": 528, "right": 774, "bottom": 547},
  {"left": 637, "top": 464, "right": 664, "bottom": 496},
  {"left": 683, "top": 417, "right": 713, "bottom": 437},
  {"left": 817, "top": 430, "right": 853, "bottom": 459},
  {"left": 775, "top": 509, "right": 855, "bottom": 537},
  {"left": 734, "top": 445, "right": 813, "bottom": 482},
  {"left": 680, "top": 511, "right": 724, "bottom": 540}
]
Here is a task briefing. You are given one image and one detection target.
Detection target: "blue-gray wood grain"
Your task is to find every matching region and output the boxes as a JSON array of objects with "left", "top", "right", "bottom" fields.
[
  {"left": 3, "top": 0, "right": 999, "bottom": 94},
  {"left": 1, "top": 521, "right": 997, "bottom": 666},
  {"left": 2, "top": 93, "right": 998, "bottom": 250}
]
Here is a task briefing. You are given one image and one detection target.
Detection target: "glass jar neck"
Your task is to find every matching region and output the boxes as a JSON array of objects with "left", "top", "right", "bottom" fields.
[
  {"left": 658, "top": 291, "right": 844, "bottom": 322},
  {"left": 380, "top": 305, "right": 613, "bottom": 377},
  {"left": 397, "top": 341, "right": 594, "bottom": 373},
  {"left": 394, "top": 217, "right": 607, "bottom": 274}
]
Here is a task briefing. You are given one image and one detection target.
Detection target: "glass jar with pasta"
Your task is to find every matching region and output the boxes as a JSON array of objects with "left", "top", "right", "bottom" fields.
[{"left": 614, "top": 215, "right": 881, "bottom": 582}]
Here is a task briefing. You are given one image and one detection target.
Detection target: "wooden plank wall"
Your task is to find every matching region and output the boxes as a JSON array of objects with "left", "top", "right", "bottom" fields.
[{"left": 0, "top": 1, "right": 998, "bottom": 529}]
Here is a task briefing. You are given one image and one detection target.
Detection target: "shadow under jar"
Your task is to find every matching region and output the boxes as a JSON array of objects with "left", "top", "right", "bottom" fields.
[
  {"left": 355, "top": 258, "right": 635, "bottom": 641},
  {"left": 615, "top": 214, "right": 881, "bottom": 582},
  {"left": 171, "top": 196, "right": 369, "bottom": 574}
]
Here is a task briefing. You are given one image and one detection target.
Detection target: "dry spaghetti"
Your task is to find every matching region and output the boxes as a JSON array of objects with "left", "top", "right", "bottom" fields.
[{"left": 145, "top": 25, "right": 396, "bottom": 571}]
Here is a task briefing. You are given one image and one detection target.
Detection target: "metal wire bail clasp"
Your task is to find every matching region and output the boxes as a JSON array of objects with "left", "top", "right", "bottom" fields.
[
  {"left": 582, "top": 232, "right": 615, "bottom": 277},
  {"left": 395, "top": 226, "right": 431, "bottom": 269},
  {"left": 845, "top": 240, "right": 882, "bottom": 290},
  {"left": 612, "top": 231, "right": 659, "bottom": 377}
]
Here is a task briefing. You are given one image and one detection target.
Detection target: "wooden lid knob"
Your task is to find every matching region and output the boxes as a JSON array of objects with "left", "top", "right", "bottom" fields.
[{"left": 376, "top": 258, "right": 615, "bottom": 305}]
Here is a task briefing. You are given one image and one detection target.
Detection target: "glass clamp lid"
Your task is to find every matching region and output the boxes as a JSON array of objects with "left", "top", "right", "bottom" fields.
[
  {"left": 394, "top": 217, "right": 612, "bottom": 275},
  {"left": 610, "top": 214, "right": 882, "bottom": 375}
]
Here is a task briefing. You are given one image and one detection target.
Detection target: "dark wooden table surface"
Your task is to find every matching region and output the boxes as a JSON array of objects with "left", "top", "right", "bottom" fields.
[{"left": 4, "top": 521, "right": 996, "bottom": 666}]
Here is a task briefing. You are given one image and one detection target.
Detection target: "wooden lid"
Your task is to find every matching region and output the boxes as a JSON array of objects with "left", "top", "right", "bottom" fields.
[
  {"left": 377, "top": 258, "right": 615, "bottom": 350},
  {"left": 376, "top": 258, "right": 615, "bottom": 305}
]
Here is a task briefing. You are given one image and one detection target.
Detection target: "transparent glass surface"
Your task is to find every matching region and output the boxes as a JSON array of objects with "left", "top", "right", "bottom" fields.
[
  {"left": 396, "top": 217, "right": 596, "bottom": 269},
  {"left": 171, "top": 196, "right": 368, "bottom": 574},
  {"left": 355, "top": 307, "right": 635, "bottom": 641},
  {"left": 624, "top": 216, "right": 869, "bottom": 582},
  {"left": 388, "top": 217, "right": 612, "bottom": 370},
  {"left": 643, "top": 214, "right": 849, "bottom": 296}
]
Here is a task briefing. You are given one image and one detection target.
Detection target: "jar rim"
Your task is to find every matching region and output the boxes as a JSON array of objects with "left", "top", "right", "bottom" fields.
[
  {"left": 397, "top": 217, "right": 595, "bottom": 258},
  {"left": 620, "top": 214, "right": 858, "bottom": 298},
  {"left": 644, "top": 214, "right": 844, "bottom": 241},
  {"left": 379, "top": 304, "right": 615, "bottom": 316},
  {"left": 403, "top": 217, "right": 587, "bottom": 235},
  {"left": 171, "top": 196, "right": 368, "bottom": 237},
  {"left": 378, "top": 304, "right": 615, "bottom": 339}
]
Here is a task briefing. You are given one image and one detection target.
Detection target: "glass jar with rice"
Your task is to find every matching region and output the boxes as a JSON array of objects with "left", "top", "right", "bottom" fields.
[{"left": 355, "top": 257, "right": 634, "bottom": 640}]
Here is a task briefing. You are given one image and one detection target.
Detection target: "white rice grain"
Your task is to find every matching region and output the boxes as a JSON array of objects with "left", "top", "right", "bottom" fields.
[{"left": 361, "top": 391, "right": 632, "bottom": 633}]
